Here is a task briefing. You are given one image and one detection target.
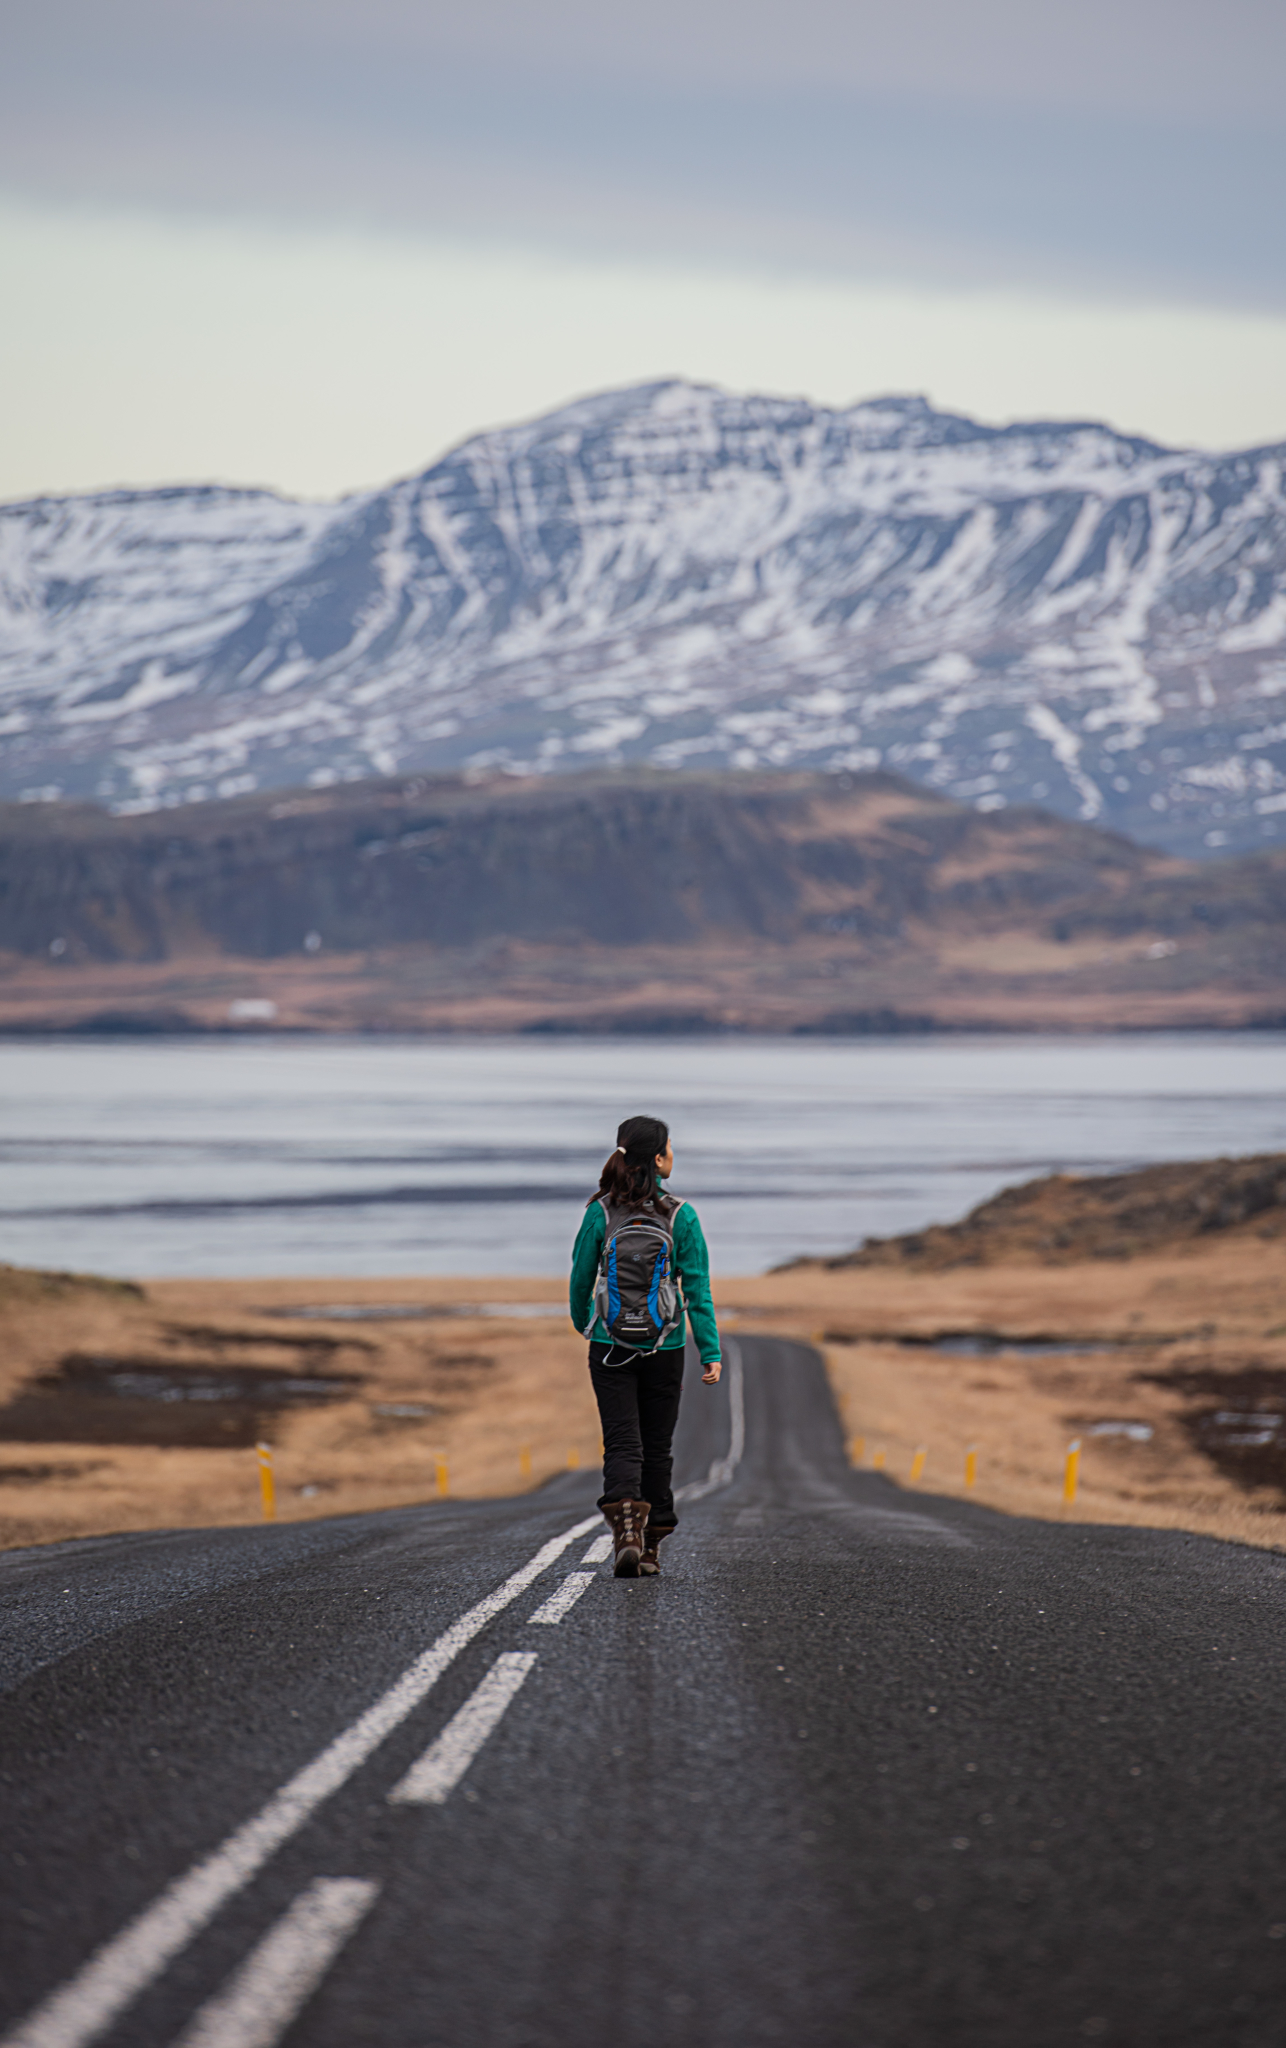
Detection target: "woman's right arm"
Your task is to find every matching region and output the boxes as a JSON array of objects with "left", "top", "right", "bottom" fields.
[{"left": 569, "top": 1205, "right": 605, "bottom": 1335}]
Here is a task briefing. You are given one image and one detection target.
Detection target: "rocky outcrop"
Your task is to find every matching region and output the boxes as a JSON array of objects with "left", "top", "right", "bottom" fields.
[
  {"left": 0, "top": 768, "right": 1171, "bottom": 963},
  {"left": 823, "top": 1153, "right": 1286, "bottom": 1269},
  {"left": 2, "top": 769, "right": 1282, "bottom": 1033}
]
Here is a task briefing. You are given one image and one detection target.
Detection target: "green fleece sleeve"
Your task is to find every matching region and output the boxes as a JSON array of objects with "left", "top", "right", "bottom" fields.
[
  {"left": 569, "top": 1203, "right": 605, "bottom": 1336},
  {"left": 674, "top": 1204, "right": 721, "bottom": 1364}
]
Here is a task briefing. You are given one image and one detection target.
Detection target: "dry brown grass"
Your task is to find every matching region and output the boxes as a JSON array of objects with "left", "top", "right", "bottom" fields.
[
  {"left": 717, "top": 1230, "right": 1286, "bottom": 1551},
  {"left": 0, "top": 1271, "right": 597, "bottom": 1551},
  {"left": 0, "top": 924, "right": 1280, "bottom": 1034},
  {"left": 5, "top": 1219, "right": 1286, "bottom": 1554}
]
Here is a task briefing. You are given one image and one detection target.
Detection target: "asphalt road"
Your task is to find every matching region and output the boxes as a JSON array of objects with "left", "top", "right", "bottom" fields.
[{"left": 4, "top": 1333, "right": 1286, "bottom": 2048}]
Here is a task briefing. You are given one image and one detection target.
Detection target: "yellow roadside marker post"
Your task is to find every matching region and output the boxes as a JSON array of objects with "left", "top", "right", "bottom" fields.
[
  {"left": 256, "top": 1441, "right": 276, "bottom": 1521},
  {"left": 871, "top": 1448, "right": 886, "bottom": 1471},
  {"left": 964, "top": 1444, "right": 979, "bottom": 1491},
  {"left": 567, "top": 1446, "right": 581, "bottom": 1471},
  {"left": 910, "top": 1446, "right": 927, "bottom": 1483},
  {"left": 435, "top": 1456, "right": 450, "bottom": 1498},
  {"left": 1064, "top": 1438, "right": 1082, "bottom": 1507},
  {"left": 850, "top": 1434, "right": 865, "bottom": 1466},
  {"left": 519, "top": 1445, "right": 532, "bottom": 1481}
]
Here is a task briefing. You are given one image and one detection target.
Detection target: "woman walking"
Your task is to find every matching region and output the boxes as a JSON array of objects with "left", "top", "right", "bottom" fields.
[{"left": 569, "top": 1114, "right": 721, "bottom": 1578}]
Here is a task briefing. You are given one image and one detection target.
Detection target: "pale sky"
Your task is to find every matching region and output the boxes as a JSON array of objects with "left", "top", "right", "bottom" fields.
[{"left": 3, "top": 0, "right": 1284, "bottom": 501}]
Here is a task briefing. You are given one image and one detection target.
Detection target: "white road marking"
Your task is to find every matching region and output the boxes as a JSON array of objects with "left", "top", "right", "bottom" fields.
[
  {"left": 2, "top": 1514, "right": 599, "bottom": 2048},
  {"left": 171, "top": 1878, "right": 378, "bottom": 2048},
  {"left": 580, "top": 1534, "right": 613, "bottom": 1564},
  {"left": 388, "top": 1653, "right": 537, "bottom": 1805},
  {"left": 527, "top": 1573, "right": 595, "bottom": 1625},
  {"left": 675, "top": 1339, "right": 744, "bottom": 1501}
]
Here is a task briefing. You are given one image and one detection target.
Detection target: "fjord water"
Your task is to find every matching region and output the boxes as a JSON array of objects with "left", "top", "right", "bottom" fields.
[{"left": 2, "top": 1034, "right": 1283, "bottom": 1280}]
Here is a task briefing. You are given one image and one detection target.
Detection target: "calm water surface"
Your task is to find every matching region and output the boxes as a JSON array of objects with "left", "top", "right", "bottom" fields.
[{"left": 1, "top": 1035, "right": 1282, "bottom": 1278}]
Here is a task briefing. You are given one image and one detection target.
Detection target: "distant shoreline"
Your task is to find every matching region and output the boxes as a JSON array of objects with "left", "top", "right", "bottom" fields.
[{"left": 2, "top": 1010, "right": 1284, "bottom": 1039}]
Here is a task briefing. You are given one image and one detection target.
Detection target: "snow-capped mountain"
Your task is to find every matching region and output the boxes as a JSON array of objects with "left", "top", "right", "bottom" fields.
[{"left": 3, "top": 381, "right": 1285, "bottom": 856}]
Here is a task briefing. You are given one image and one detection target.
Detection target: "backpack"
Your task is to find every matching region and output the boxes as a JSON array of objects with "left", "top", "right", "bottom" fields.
[{"left": 592, "top": 1196, "right": 687, "bottom": 1354}]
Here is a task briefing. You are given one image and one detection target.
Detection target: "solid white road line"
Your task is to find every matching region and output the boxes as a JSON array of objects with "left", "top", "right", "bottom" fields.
[
  {"left": 388, "top": 1653, "right": 538, "bottom": 1806},
  {"left": 675, "top": 1339, "right": 745, "bottom": 1502},
  {"left": 527, "top": 1573, "right": 595, "bottom": 1625},
  {"left": 580, "top": 1534, "right": 613, "bottom": 1564},
  {"left": 2, "top": 1514, "right": 599, "bottom": 2048},
  {"left": 172, "top": 1878, "right": 378, "bottom": 2048}
]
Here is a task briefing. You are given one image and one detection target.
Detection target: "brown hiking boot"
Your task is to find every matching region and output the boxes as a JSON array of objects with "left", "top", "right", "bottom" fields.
[
  {"left": 602, "top": 1499, "right": 650, "bottom": 1578},
  {"left": 639, "top": 1523, "right": 675, "bottom": 1576}
]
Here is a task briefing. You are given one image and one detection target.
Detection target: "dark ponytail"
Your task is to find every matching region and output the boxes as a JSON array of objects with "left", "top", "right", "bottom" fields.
[{"left": 592, "top": 1114, "right": 671, "bottom": 1215}]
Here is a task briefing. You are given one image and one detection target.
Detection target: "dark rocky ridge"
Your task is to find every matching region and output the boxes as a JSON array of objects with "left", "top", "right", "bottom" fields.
[
  {"left": 823, "top": 1152, "right": 1286, "bottom": 1270},
  {"left": 2, "top": 769, "right": 1283, "bottom": 1033},
  {"left": 0, "top": 767, "right": 1259, "bottom": 963}
]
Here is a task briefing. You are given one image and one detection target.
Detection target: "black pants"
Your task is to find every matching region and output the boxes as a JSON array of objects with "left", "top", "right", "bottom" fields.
[{"left": 588, "top": 1341, "right": 685, "bottom": 1526}]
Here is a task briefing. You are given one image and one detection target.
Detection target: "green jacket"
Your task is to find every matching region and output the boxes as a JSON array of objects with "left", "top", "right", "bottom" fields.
[{"left": 569, "top": 1196, "right": 721, "bottom": 1365}]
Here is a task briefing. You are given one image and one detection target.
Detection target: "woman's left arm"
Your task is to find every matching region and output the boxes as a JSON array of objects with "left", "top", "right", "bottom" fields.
[{"left": 674, "top": 1205, "right": 721, "bottom": 1378}]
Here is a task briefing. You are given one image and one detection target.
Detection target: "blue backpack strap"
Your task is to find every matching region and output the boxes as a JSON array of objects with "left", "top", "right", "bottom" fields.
[{"left": 646, "top": 1244, "right": 664, "bottom": 1325}]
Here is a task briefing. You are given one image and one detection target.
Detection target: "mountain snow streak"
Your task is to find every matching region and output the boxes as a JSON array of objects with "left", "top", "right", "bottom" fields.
[{"left": 2, "top": 382, "right": 1285, "bottom": 855}]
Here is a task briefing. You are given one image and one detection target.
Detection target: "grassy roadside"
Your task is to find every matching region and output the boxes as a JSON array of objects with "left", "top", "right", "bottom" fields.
[
  {"left": 0, "top": 1271, "right": 597, "bottom": 1551},
  {"left": 723, "top": 1232, "right": 1286, "bottom": 1552},
  {"left": 3, "top": 1162, "right": 1286, "bottom": 1552}
]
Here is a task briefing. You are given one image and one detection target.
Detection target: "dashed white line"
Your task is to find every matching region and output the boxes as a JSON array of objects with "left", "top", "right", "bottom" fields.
[
  {"left": 527, "top": 1573, "right": 595, "bottom": 1625},
  {"left": 171, "top": 1878, "right": 378, "bottom": 2048},
  {"left": 10, "top": 1344, "right": 752, "bottom": 2048},
  {"left": 2, "top": 1514, "right": 599, "bottom": 2048},
  {"left": 388, "top": 1653, "right": 538, "bottom": 1806},
  {"left": 580, "top": 1533, "right": 613, "bottom": 1564}
]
